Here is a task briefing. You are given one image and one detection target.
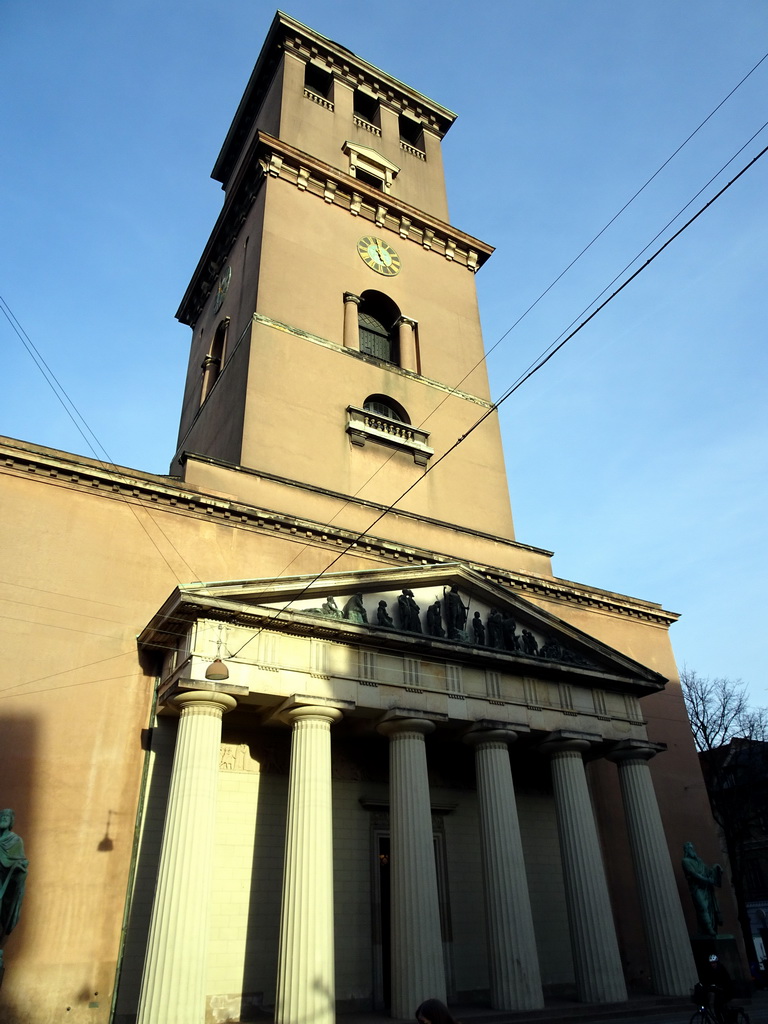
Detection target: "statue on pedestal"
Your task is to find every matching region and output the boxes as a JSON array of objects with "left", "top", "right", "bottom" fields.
[{"left": 0, "top": 809, "right": 29, "bottom": 970}]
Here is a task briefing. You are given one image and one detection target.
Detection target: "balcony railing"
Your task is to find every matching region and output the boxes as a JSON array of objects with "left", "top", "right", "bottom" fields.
[{"left": 346, "top": 406, "right": 433, "bottom": 466}]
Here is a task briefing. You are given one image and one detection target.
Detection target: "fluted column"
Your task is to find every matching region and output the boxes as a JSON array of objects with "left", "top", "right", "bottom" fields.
[
  {"left": 542, "top": 734, "right": 627, "bottom": 1003},
  {"left": 275, "top": 705, "right": 343, "bottom": 1024},
  {"left": 343, "top": 292, "right": 361, "bottom": 350},
  {"left": 464, "top": 728, "right": 543, "bottom": 1010},
  {"left": 137, "top": 690, "right": 237, "bottom": 1024},
  {"left": 378, "top": 717, "right": 445, "bottom": 1018},
  {"left": 395, "top": 316, "right": 418, "bottom": 372},
  {"left": 608, "top": 742, "right": 698, "bottom": 996}
]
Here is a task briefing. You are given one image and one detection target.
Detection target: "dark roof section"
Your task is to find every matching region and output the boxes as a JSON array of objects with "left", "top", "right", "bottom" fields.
[{"left": 211, "top": 11, "right": 457, "bottom": 187}]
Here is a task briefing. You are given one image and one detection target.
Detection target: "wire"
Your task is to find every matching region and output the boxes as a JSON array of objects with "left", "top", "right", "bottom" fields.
[
  {"left": 4, "top": 56, "right": 767, "bottom": 671},
  {"left": 229, "top": 137, "right": 768, "bottom": 659},
  {"left": 411, "top": 48, "right": 768, "bottom": 426},
  {"left": 216, "top": 55, "right": 768, "bottom": 605},
  {"left": 1, "top": 295, "right": 202, "bottom": 584},
  {"left": 483, "top": 122, "right": 768, "bottom": 415}
]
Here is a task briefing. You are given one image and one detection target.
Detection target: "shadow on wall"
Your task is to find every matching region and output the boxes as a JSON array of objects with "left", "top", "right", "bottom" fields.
[
  {"left": 112, "top": 718, "right": 174, "bottom": 1024},
  {"left": 0, "top": 714, "right": 36, "bottom": 1024}
]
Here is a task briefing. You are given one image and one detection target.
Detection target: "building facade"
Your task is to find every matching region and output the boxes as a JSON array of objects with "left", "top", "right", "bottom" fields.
[{"left": 0, "top": 13, "right": 740, "bottom": 1024}]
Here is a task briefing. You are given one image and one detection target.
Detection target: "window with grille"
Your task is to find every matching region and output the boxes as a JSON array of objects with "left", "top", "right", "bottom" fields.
[
  {"left": 363, "top": 395, "right": 408, "bottom": 423},
  {"left": 358, "top": 291, "right": 399, "bottom": 364}
]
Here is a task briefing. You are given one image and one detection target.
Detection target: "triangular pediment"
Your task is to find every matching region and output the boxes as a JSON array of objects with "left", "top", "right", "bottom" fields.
[
  {"left": 342, "top": 140, "right": 400, "bottom": 174},
  {"left": 141, "top": 563, "right": 666, "bottom": 695}
]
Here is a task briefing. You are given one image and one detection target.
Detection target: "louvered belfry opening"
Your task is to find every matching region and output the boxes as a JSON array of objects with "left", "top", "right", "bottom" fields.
[{"left": 358, "top": 291, "right": 400, "bottom": 364}]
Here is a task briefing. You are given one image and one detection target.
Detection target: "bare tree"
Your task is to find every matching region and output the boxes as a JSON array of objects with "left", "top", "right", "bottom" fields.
[
  {"left": 681, "top": 668, "right": 768, "bottom": 966},
  {"left": 681, "top": 668, "right": 765, "bottom": 751}
]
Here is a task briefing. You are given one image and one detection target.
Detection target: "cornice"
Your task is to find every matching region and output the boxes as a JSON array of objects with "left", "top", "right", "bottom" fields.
[
  {"left": 249, "top": 311, "right": 492, "bottom": 407},
  {"left": 178, "top": 131, "right": 494, "bottom": 326},
  {"left": 213, "top": 11, "right": 456, "bottom": 187},
  {"left": 1, "top": 437, "right": 679, "bottom": 628}
]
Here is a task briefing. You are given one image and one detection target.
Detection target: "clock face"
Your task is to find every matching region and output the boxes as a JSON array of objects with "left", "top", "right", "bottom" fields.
[
  {"left": 357, "top": 235, "right": 401, "bottom": 276},
  {"left": 213, "top": 265, "right": 231, "bottom": 313}
]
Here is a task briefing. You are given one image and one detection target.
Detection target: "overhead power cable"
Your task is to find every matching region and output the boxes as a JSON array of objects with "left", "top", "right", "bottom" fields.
[
  {"left": 1, "top": 296, "right": 200, "bottom": 584},
  {"left": 233, "top": 52, "right": 768, "bottom": 589},
  {"left": 229, "top": 136, "right": 768, "bottom": 660}
]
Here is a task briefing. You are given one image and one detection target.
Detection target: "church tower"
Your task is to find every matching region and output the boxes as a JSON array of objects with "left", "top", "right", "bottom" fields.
[
  {"left": 172, "top": 12, "right": 515, "bottom": 544},
  {"left": 0, "top": 14, "right": 733, "bottom": 1024}
]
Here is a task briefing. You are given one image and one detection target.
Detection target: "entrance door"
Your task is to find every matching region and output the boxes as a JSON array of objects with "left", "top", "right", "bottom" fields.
[{"left": 371, "top": 828, "right": 454, "bottom": 1011}]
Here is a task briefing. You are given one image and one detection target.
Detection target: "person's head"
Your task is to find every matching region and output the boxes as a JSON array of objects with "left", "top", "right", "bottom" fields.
[
  {"left": 709, "top": 955, "right": 719, "bottom": 964},
  {"left": 415, "top": 998, "right": 458, "bottom": 1024},
  {"left": 0, "top": 808, "right": 14, "bottom": 830}
]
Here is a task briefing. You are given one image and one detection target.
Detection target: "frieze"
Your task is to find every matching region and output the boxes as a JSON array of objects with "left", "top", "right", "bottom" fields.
[{"left": 303, "top": 585, "right": 595, "bottom": 670}]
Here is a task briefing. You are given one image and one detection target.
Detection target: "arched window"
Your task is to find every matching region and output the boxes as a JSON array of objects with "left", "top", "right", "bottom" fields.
[
  {"left": 200, "top": 318, "right": 230, "bottom": 405},
  {"left": 358, "top": 291, "right": 399, "bottom": 365},
  {"left": 363, "top": 394, "right": 409, "bottom": 423}
]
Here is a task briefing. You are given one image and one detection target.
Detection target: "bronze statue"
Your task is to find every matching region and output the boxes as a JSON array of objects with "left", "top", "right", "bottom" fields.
[
  {"left": 426, "top": 600, "right": 445, "bottom": 637},
  {"left": 443, "top": 586, "right": 468, "bottom": 639},
  {"left": 502, "top": 614, "right": 520, "bottom": 651},
  {"left": 521, "top": 629, "right": 538, "bottom": 656},
  {"left": 0, "top": 809, "right": 29, "bottom": 969},
  {"left": 342, "top": 593, "right": 368, "bottom": 624},
  {"left": 487, "top": 608, "right": 504, "bottom": 649},
  {"left": 376, "top": 600, "right": 393, "bottom": 627},
  {"left": 397, "top": 589, "right": 422, "bottom": 632},
  {"left": 472, "top": 611, "right": 485, "bottom": 645},
  {"left": 320, "top": 596, "right": 342, "bottom": 618},
  {"left": 682, "top": 841, "right": 722, "bottom": 937}
]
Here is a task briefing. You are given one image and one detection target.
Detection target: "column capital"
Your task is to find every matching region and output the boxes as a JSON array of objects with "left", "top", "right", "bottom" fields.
[
  {"left": 343, "top": 291, "right": 361, "bottom": 305},
  {"left": 377, "top": 716, "right": 435, "bottom": 739},
  {"left": 540, "top": 729, "right": 601, "bottom": 757},
  {"left": 463, "top": 726, "right": 519, "bottom": 749},
  {"left": 172, "top": 690, "right": 237, "bottom": 716},
  {"left": 284, "top": 705, "right": 343, "bottom": 727},
  {"left": 607, "top": 739, "right": 667, "bottom": 764},
  {"left": 395, "top": 315, "right": 418, "bottom": 329}
]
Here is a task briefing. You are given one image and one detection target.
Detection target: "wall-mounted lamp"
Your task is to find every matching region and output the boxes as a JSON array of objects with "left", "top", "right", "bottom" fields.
[{"left": 205, "top": 658, "right": 230, "bottom": 681}]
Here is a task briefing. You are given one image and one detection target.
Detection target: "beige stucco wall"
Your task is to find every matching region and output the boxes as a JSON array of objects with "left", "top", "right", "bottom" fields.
[
  {"left": 0, "top": 439, "right": 727, "bottom": 1022},
  {"left": 276, "top": 51, "right": 450, "bottom": 221}
]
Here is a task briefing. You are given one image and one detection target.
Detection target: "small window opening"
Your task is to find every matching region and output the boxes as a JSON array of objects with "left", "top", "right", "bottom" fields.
[
  {"left": 304, "top": 63, "right": 332, "bottom": 100},
  {"left": 355, "top": 167, "right": 383, "bottom": 191},
  {"left": 358, "top": 292, "right": 400, "bottom": 365},
  {"left": 354, "top": 89, "right": 379, "bottom": 124},
  {"left": 399, "top": 113, "right": 425, "bottom": 151},
  {"left": 364, "top": 395, "right": 409, "bottom": 423},
  {"left": 200, "top": 318, "right": 229, "bottom": 405}
]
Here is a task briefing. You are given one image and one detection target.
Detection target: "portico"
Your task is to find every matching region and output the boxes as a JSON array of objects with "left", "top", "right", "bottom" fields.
[{"left": 127, "top": 565, "right": 698, "bottom": 1023}]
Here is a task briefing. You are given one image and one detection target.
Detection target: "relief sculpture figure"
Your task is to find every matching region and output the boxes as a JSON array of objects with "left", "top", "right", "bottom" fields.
[{"left": 0, "top": 809, "right": 29, "bottom": 969}]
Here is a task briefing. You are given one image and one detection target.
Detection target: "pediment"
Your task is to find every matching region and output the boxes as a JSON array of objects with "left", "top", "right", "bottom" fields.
[
  {"left": 342, "top": 140, "right": 400, "bottom": 175},
  {"left": 141, "top": 563, "right": 666, "bottom": 695}
]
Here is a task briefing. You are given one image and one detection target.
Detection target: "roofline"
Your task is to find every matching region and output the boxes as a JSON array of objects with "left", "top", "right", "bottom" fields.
[{"left": 212, "top": 11, "right": 457, "bottom": 186}]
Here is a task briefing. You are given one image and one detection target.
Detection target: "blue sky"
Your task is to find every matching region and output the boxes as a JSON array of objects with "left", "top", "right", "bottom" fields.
[{"left": 2, "top": 2, "right": 767, "bottom": 705}]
